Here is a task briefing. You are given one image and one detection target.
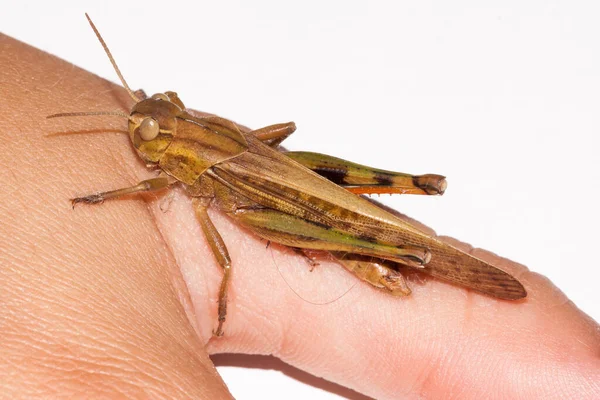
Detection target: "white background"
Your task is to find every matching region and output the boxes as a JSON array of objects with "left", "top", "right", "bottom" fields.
[{"left": 3, "top": 1, "right": 599, "bottom": 399}]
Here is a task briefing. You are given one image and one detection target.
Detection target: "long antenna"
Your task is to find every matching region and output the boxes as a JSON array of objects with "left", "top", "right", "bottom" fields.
[
  {"left": 85, "top": 13, "right": 140, "bottom": 103},
  {"left": 47, "top": 111, "right": 131, "bottom": 120}
]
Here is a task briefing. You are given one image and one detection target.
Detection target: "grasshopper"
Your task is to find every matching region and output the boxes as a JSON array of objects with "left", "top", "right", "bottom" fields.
[{"left": 49, "top": 15, "right": 526, "bottom": 336}]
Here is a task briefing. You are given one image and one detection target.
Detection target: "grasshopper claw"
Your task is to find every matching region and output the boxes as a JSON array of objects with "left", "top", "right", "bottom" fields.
[
  {"left": 70, "top": 194, "right": 105, "bottom": 208},
  {"left": 213, "top": 321, "right": 225, "bottom": 337}
]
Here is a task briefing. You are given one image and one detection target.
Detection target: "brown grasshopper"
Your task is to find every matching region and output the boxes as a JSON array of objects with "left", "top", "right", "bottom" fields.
[{"left": 49, "top": 14, "right": 526, "bottom": 336}]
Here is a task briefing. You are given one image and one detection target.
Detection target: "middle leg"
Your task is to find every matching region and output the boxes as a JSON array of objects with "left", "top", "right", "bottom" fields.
[{"left": 193, "top": 197, "right": 232, "bottom": 337}]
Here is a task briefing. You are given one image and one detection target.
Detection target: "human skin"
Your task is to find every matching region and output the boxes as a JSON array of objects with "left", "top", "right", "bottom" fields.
[{"left": 0, "top": 34, "right": 599, "bottom": 399}]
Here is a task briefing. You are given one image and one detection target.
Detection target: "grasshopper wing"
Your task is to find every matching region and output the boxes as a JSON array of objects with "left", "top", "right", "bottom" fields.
[{"left": 210, "top": 135, "right": 526, "bottom": 300}]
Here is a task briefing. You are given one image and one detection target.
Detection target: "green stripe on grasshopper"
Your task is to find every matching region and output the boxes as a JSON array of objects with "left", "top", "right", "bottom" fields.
[{"left": 232, "top": 208, "right": 430, "bottom": 268}]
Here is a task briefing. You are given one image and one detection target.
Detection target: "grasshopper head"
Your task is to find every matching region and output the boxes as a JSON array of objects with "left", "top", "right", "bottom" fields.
[{"left": 128, "top": 92, "right": 185, "bottom": 163}]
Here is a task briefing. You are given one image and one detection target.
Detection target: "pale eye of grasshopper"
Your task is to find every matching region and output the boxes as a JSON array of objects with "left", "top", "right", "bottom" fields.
[
  {"left": 138, "top": 117, "right": 160, "bottom": 140},
  {"left": 151, "top": 93, "right": 170, "bottom": 101}
]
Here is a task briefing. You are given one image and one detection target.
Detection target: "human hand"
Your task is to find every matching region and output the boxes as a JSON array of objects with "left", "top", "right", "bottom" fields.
[{"left": 1, "top": 35, "right": 598, "bottom": 399}]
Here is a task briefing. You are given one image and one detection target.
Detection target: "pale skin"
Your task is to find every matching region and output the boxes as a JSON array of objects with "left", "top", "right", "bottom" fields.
[{"left": 1, "top": 34, "right": 599, "bottom": 399}]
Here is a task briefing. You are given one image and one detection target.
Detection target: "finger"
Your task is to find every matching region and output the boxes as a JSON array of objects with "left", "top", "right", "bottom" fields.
[
  {"left": 160, "top": 197, "right": 600, "bottom": 399},
  {"left": 0, "top": 36, "right": 232, "bottom": 399}
]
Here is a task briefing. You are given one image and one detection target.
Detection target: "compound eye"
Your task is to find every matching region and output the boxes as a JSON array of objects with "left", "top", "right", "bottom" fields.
[
  {"left": 151, "top": 93, "right": 170, "bottom": 101},
  {"left": 138, "top": 117, "right": 160, "bottom": 141}
]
